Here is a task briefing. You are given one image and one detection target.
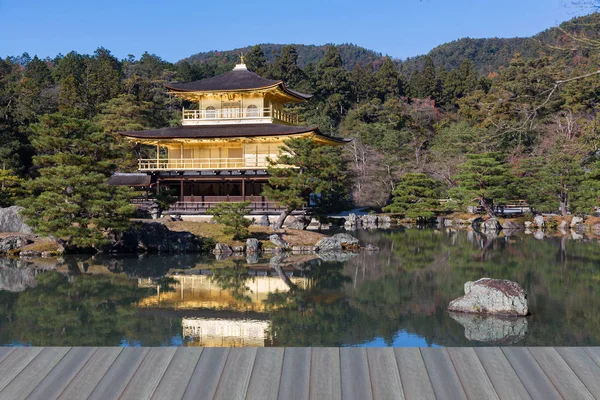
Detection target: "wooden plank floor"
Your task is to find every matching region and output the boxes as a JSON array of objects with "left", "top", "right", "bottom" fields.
[{"left": 0, "top": 347, "right": 598, "bottom": 400}]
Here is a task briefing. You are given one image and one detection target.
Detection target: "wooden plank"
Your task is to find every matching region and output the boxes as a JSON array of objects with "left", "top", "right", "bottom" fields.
[
  {"left": 0, "top": 348, "right": 15, "bottom": 365},
  {"left": 394, "top": 348, "right": 435, "bottom": 400},
  {"left": 584, "top": 347, "right": 600, "bottom": 367},
  {"left": 366, "top": 348, "right": 404, "bottom": 400},
  {"left": 278, "top": 347, "right": 311, "bottom": 400},
  {"left": 213, "top": 347, "right": 256, "bottom": 400},
  {"left": 58, "top": 347, "right": 123, "bottom": 400},
  {"left": 340, "top": 347, "right": 373, "bottom": 400},
  {"left": 151, "top": 347, "right": 203, "bottom": 400},
  {"left": 120, "top": 347, "right": 177, "bottom": 400},
  {"left": 502, "top": 347, "right": 562, "bottom": 400},
  {"left": 420, "top": 348, "right": 467, "bottom": 400},
  {"left": 447, "top": 348, "right": 499, "bottom": 400},
  {"left": 0, "top": 347, "right": 70, "bottom": 400},
  {"left": 474, "top": 347, "right": 531, "bottom": 400},
  {"left": 0, "top": 347, "right": 42, "bottom": 392},
  {"left": 529, "top": 347, "right": 594, "bottom": 400},
  {"left": 556, "top": 347, "right": 600, "bottom": 397},
  {"left": 28, "top": 347, "right": 97, "bottom": 400},
  {"left": 310, "top": 347, "right": 341, "bottom": 400},
  {"left": 182, "top": 347, "right": 229, "bottom": 400},
  {"left": 246, "top": 347, "right": 285, "bottom": 400},
  {"left": 88, "top": 347, "right": 150, "bottom": 400}
]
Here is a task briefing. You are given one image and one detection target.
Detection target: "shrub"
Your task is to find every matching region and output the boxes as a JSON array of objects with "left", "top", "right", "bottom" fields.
[{"left": 207, "top": 201, "right": 252, "bottom": 240}]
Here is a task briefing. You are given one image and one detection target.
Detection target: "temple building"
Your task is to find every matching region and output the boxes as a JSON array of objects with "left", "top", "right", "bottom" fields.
[{"left": 119, "top": 58, "right": 348, "bottom": 214}]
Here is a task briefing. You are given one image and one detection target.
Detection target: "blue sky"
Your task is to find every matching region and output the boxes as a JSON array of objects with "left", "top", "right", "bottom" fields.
[{"left": 0, "top": 0, "right": 583, "bottom": 62}]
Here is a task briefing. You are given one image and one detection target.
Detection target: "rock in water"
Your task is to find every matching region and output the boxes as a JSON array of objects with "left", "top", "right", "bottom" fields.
[
  {"left": 314, "top": 237, "right": 342, "bottom": 251},
  {"left": 533, "top": 215, "right": 544, "bottom": 228},
  {"left": 0, "top": 206, "right": 33, "bottom": 234},
  {"left": 213, "top": 243, "right": 233, "bottom": 255},
  {"left": 246, "top": 238, "right": 260, "bottom": 253},
  {"left": 0, "top": 236, "right": 31, "bottom": 254},
  {"left": 332, "top": 233, "right": 359, "bottom": 249},
  {"left": 448, "top": 278, "right": 528, "bottom": 316},
  {"left": 571, "top": 216, "right": 584, "bottom": 227},
  {"left": 449, "top": 312, "right": 528, "bottom": 344},
  {"left": 501, "top": 220, "right": 523, "bottom": 231},
  {"left": 481, "top": 218, "right": 502, "bottom": 232},
  {"left": 269, "top": 234, "right": 289, "bottom": 249}
]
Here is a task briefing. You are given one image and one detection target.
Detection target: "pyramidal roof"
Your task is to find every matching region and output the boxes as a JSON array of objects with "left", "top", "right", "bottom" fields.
[{"left": 165, "top": 63, "right": 312, "bottom": 100}]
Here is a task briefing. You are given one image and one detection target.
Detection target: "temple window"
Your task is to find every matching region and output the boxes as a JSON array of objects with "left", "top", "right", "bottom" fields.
[
  {"left": 206, "top": 106, "right": 216, "bottom": 118},
  {"left": 247, "top": 104, "right": 259, "bottom": 117}
]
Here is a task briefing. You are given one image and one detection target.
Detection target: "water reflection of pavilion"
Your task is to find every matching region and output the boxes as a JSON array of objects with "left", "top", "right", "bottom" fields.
[{"left": 137, "top": 269, "right": 309, "bottom": 346}]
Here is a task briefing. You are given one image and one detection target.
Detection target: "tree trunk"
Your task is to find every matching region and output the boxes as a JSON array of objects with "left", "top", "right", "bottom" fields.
[
  {"left": 480, "top": 198, "right": 496, "bottom": 218},
  {"left": 273, "top": 207, "right": 293, "bottom": 230},
  {"left": 559, "top": 192, "right": 568, "bottom": 217}
]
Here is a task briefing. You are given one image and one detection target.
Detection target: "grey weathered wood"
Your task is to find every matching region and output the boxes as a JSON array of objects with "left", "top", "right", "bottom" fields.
[
  {"left": 584, "top": 347, "right": 600, "bottom": 367},
  {"left": 420, "top": 347, "right": 467, "bottom": 400},
  {"left": 0, "top": 347, "right": 70, "bottom": 400},
  {"left": 88, "top": 347, "right": 149, "bottom": 400},
  {"left": 58, "top": 347, "right": 123, "bottom": 400},
  {"left": 340, "top": 347, "right": 373, "bottom": 400},
  {"left": 394, "top": 348, "right": 435, "bottom": 400},
  {"left": 556, "top": 347, "right": 600, "bottom": 398},
  {"left": 474, "top": 347, "right": 531, "bottom": 400},
  {"left": 182, "top": 347, "right": 229, "bottom": 400},
  {"left": 0, "top": 347, "right": 42, "bottom": 392},
  {"left": 213, "top": 347, "right": 257, "bottom": 400},
  {"left": 278, "top": 347, "right": 311, "bottom": 400},
  {"left": 502, "top": 347, "right": 562, "bottom": 400},
  {"left": 120, "top": 347, "right": 177, "bottom": 400},
  {"left": 310, "top": 347, "right": 341, "bottom": 400},
  {"left": 366, "top": 348, "right": 404, "bottom": 400},
  {"left": 246, "top": 347, "right": 285, "bottom": 400},
  {"left": 447, "top": 347, "right": 499, "bottom": 400},
  {"left": 28, "top": 347, "right": 97, "bottom": 400},
  {"left": 151, "top": 347, "right": 203, "bottom": 400},
  {"left": 529, "top": 347, "right": 594, "bottom": 400},
  {"left": 0, "top": 348, "right": 15, "bottom": 365}
]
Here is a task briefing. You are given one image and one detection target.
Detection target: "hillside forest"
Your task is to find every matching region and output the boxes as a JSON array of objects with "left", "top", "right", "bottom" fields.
[{"left": 1, "top": 13, "right": 600, "bottom": 226}]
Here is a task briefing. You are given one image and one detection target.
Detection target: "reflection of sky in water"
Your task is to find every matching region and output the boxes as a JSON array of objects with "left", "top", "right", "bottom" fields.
[{"left": 354, "top": 331, "right": 441, "bottom": 348}]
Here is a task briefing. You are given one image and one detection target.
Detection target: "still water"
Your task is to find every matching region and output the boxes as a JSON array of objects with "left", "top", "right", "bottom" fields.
[{"left": 1, "top": 228, "right": 599, "bottom": 347}]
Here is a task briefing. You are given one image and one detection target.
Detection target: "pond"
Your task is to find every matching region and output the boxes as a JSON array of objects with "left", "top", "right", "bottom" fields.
[{"left": 1, "top": 228, "right": 600, "bottom": 347}]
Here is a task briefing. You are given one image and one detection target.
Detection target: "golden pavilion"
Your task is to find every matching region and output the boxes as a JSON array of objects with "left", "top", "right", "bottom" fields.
[{"left": 118, "top": 58, "right": 348, "bottom": 214}]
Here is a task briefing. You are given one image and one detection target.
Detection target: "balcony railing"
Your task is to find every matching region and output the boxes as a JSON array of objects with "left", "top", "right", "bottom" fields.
[
  {"left": 182, "top": 107, "right": 299, "bottom": 125},
  {"left": 138, "top": 157, "right": 271, "bottom": 171}
]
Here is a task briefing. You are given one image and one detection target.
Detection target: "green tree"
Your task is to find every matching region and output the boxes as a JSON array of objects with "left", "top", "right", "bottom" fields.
[
  {"left": 383, "top": 173, "right": 442, "bottom": 219},
  {"left": 244, "top": 45, "right": 267, "bottom": 75},
  {"left": 263, "top": 138, "right": 350, "bottom": 229},
  {"left": 450, "top": 152, "right": 515, "bottom": 217},
  {"left": 0, "top": 167, "right": 25, "bottom": 207},
  {"left": 19, "top": 114, "right": 134, "bottom": 248},
  {"left": 208, "top": 201, "right": 252, "bottom": 240},
  {"left": 374, "top": 57, "right": 404, "bottom": 101}
]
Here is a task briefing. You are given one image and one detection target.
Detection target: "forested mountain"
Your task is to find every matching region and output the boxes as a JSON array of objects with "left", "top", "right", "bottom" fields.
[{"left": 185, "top": 43, "right": 386, "bottom": 70}]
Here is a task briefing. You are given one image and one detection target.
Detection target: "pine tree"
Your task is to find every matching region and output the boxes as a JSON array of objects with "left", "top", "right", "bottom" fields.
[
  {"left": 244, "top": 45, "right": 267, "bottom": 75},
  {"left": 450, "top": 152, "right": 515, "bottom": 217},
  {"left": 19, "top": 114, "right": 134, "bottom": 249},
  {"left": 263, "top": 137, "right": 350, "bottom": 229},
  {"left": 383, "top": 173, "right": 442, "bottom": 219},
  {"left": 374, "top": 57, "right": 403, "bottom": 101}
]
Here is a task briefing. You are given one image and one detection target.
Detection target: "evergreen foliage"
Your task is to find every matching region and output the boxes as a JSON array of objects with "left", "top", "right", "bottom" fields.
[
  {"left": 207, "top": 201, "right": 252, "bottom": 240},
  {"left": 263, "top": 138, "right": 350, "bottom": 228},
  {"left": 383, "top": 173, "right": 442, "bottom": 218},
  {"left": 19, "top": 114, "right": 134, "bottom": 248}
]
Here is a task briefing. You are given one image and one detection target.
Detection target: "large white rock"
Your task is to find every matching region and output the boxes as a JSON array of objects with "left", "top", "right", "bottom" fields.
[
  {"left": 448, "top": 278, "right": 528, "bottom": 316},
  {"left": 0, "top": 206, "right": 33, "bottom": 234},
  {"left": 533, "top": 215, "right": 544, "bottom": 228},
  {"left": 571, "top": 216, "right": 584, "bottom": 227}
]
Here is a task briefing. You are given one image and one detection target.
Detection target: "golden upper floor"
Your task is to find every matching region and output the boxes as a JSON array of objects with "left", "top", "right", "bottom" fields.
[{"left": 167, "top": 63, "right": 310, "bottom": 126}]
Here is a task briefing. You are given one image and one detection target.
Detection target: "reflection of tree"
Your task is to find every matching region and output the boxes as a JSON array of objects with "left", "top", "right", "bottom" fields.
[
  {"left": 210, "top": 262, "right": 254, "bottom": 303},
  {"left": 4, "top": 271, "right": 179, "bottom": 346},
  {"left": 264, "top": 261, "right": 358, "bottom": 346}
]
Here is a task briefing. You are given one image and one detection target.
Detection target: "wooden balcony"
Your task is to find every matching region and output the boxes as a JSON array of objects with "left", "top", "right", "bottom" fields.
[
  {"left": 169, "top": 196, "right": 286, "bottom": 214},
  {"left": 181, "top": 107, "right": 299, "bottom": 125},
  {"left": 139, "top": 157, "right": 271, "bottom": 171}
]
